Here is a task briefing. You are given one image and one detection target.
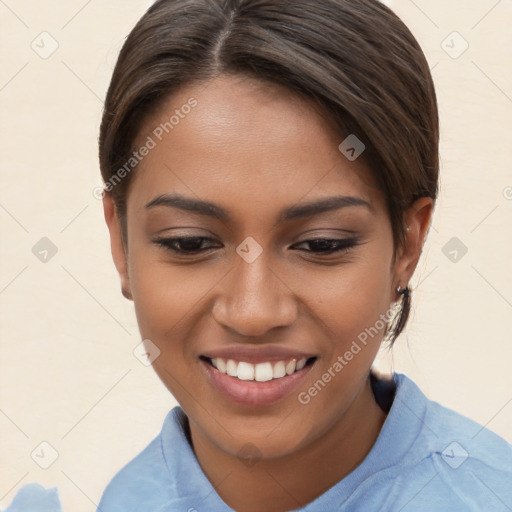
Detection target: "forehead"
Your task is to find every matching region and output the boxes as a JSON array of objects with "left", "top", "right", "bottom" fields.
[{"left": 127, "top": 74, "right": 384, "bottom": 221}]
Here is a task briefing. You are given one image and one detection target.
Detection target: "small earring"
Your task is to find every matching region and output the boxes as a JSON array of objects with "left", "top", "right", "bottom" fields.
[
  {"left": 396, "top": 284, "right": 408, "bottom": 295},
  {"left": 406, "top": 225, "right": 411, "bottom": 232}
]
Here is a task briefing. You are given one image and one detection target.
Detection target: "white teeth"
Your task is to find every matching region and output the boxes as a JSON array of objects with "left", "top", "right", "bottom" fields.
[
  {"left": 208, "top": 357, "right": 312, "bottom": 381},
  {"left": 216, "top": 358, "right": 227, "bottom": 373},
  {"left": 296, "top": 358, "right": 307, "bottom": 371},
  {"left": 285, "top": 359, "right": 297, "bottom": 375},
  {"left": 254, "top": 362, "right": 273, "bottom": 382},
  {"left": 272, "top": 361, "right": 286, "bottom": 379},
  {"left": 237, "top": 361, "right": 254, "bottom": 380},
  {"left": 226, "top": 359, "right": 238, "bottom": 376}
]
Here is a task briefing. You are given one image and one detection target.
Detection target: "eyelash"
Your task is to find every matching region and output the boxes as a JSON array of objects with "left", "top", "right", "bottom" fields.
[{"left": 153, "top": 236, "right": 360, "bottom": 257}]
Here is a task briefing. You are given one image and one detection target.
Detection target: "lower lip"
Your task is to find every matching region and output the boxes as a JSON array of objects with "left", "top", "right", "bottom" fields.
[{"left": 200, "top": 358, "right": 315, "bottom": 406}]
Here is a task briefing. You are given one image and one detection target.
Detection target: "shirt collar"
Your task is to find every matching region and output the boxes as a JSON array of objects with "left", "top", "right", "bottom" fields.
[{"left": 159, "top": 372, "right": 428, "bottom": 510}]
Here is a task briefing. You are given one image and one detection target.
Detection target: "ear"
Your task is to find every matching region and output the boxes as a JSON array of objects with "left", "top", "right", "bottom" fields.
[
  {"left": 102, "top": 192, "right": 133, "bottom": 301},
  {"left": 392, "top": 197, "right": 434, "bottom": 299}
]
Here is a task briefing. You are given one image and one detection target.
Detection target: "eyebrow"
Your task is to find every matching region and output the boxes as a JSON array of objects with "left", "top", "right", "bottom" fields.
[{"left": 145, "top": 193, "right": 374, "bottom": 223}]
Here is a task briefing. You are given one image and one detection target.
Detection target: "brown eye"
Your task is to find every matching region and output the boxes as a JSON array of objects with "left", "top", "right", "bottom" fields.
[
  {"left": 292, "top": 237, "right": 360, "bottom": 255},
  {"left": 153, "top": 236, "right": 220, "bottom": 254}
]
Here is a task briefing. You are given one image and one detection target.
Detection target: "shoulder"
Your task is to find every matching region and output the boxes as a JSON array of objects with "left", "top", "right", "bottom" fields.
[
  {"left": 97, "top": 436, "right": 168, "bottom": 511},
  {"left": 409, "top": 374, "right": 512, "bottom": 468},
  {"left": 391, "top": 373, "right": 512, "bottom": 510}
]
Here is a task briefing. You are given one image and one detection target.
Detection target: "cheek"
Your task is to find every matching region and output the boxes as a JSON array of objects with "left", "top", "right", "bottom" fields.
[
  {"left": 333, "top": 262, "right": 392, "bottom": 333},
  {"left": 294, "top": 261, "right": 392, "bottom": 434},
  {"left": 291, "top": 250, "right": 392, "bottom": 336},
  {"left": 128, "top": 251, "right": 218, "bottom": 354},
  {"left": 298, "top": 247, "right": 394, "bottom": 389},
  {"left": 128, "top": 257, "right": 213, "bottom": 402}
]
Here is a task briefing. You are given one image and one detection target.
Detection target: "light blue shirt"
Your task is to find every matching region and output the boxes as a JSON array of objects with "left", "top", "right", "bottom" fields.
[{"left": 4, "top": 373, "right": 512, "bottom": 511}]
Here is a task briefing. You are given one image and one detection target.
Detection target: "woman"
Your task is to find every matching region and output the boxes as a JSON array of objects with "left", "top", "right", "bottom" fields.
[
  {"left": 95, "top": 0, "right": 512, "bottom": 511},
  {"left": 3, "top": 0, "right": 510, "bottom": 511}
]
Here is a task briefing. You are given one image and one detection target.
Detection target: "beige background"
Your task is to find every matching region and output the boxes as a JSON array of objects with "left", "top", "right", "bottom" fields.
[{"left": 1, "top": 0, "right": 511, "bottom": 510}]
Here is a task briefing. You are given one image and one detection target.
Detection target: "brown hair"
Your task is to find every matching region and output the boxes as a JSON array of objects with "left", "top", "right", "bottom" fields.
[{"left": 98, "top": 0, "right": 439, "bottom": 344}]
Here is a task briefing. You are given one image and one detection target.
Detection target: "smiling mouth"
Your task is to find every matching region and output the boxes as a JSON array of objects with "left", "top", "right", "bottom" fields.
[{"left": 200, "top": 356, "right": 317, "bottom": 382}]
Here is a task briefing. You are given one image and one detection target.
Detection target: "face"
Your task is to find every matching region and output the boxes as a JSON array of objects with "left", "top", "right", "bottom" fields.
[{"left": 104, "top": 74, "right": 430, "bottom": 460}]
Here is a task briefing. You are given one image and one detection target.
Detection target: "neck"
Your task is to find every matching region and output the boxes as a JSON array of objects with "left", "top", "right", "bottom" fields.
[{"left": 188, "top": 374, "right": 388, "bottom": 512}]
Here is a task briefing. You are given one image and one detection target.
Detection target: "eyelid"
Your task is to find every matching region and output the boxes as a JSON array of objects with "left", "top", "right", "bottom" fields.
[
  {"left": 152, "top": 234, "right": 361, "bottom": 258},
  {"left": 293, "top": 235, "right": 359, "bottom": 245},
  {"left": 291, "top": 236, "right": 361, "bottom": 253}
]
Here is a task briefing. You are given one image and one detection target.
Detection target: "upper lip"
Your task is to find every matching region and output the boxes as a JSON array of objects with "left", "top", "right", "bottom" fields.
[{"left": 201, "top": 346, "right": 316, "bottom": 364}]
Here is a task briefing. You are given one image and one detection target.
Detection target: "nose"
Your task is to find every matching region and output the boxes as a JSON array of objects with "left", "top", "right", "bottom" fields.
[{"left": 211, "top": 251, "right": 298, "bottom": 338}]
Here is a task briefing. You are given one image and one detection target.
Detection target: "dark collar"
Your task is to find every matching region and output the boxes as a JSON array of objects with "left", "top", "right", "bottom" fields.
[{"left": 370, "top": 370, "right": 397, "bottom": 414}]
